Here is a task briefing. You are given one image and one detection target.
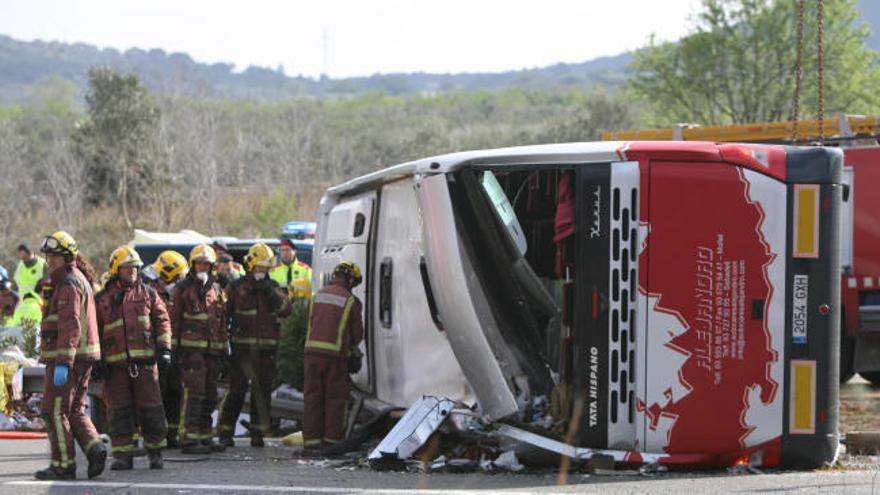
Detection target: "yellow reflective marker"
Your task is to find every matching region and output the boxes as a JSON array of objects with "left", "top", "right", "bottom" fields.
[
  {"left": 793, "top": 185, "right": 820, "bottom": 258},
  {"left": 790, "top": 359, "right": 816, "bottom": 434}
]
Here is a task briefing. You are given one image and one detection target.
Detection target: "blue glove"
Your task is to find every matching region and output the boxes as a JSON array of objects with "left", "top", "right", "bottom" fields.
[{"left": 53, "top": 363, "right": 69, "bottom": 387}]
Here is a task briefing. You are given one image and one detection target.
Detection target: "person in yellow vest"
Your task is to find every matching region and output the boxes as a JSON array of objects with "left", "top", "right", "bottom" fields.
[
  {"left": 12, "top": 291, "right": 43, "bottom": 328},
  {"left": 269, "top": 239, "right": 311, "bottom": 297},
  {"left": 14, "top": 244, "right": 48, "bottom": 295}
]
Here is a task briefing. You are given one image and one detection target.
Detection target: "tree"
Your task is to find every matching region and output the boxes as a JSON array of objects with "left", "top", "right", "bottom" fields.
[
  {"left": 629, "top": 0, "right": 880, "bottom": 125},
  {"left": 73, "top": 68, "right": 165, "bottom": 228}
]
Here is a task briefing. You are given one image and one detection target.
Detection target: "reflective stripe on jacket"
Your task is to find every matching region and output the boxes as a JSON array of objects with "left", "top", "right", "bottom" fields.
[
  {"left": 227, "top": 275, "right": 292, "bottom": 349},
  {"left": 305, "top": 280, "right": 363, "bottom": 358},
  {"left": 39, "top": 263, "right": 100, "bottom": 364},
  {"left": 96, "top": 280, "right": 172, "bottom": 365},
  {"left": 170, "top": 273, "right": 227, "bottom": 353}
]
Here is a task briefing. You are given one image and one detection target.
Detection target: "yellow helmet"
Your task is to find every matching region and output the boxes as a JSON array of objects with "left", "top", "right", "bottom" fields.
[
  {"left": 108, "top": 246, "right": 143, "bottom": 276},
  {"left": 244, "top": 242, "right": 276, "bottom": 272},
  {"left": 154, "top": 250, "right": 189, "bottom": 283},
  {"left": 333, "top": 260, "right": 362, "bottom": 287},
  {"left": 189, "top": 244, "right": 217, "bottom": 266},
  {"left": 41, "top": 230, "right": 78, "bottom": 256}
]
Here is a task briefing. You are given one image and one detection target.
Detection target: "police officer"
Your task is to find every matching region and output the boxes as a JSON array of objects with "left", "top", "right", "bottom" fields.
[
  {"left": 34, "top": 231, "right": 107, "bottom": 480},
  {"left": 96, "top": 246, "right": 172, "bottom": 470},
  {"left": 170, "top": 244, "right": 228, "bottom": 454},
  {"left": 217, "top": 243, "right": 291, "bottom": 447},
  {"left": 269, "top": 239, "right": 311, "bottom": 297},
  {"left": 302, "top": 261, "right": 364, "bottom": 452},
  {"left": 14, "top": 244, "right": 48, "bottom": 295}
]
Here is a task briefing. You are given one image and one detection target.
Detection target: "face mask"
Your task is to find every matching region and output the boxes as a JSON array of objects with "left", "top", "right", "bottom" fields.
[
  {"left": 196, "top": 272, "right": 209, "bottom": 284},
  {"left": 253, "top": 272, "right": 266, "bottom": 281}
]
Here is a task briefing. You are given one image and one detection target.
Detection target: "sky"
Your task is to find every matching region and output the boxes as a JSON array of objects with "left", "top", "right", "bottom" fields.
[{"left": 2, "top": 0, "right": 700, "bottom": 78}]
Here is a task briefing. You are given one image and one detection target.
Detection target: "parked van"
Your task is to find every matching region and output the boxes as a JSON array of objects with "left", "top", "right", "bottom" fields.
[{"left": 314, "top": 141, "right": 843, "bottom": 468}]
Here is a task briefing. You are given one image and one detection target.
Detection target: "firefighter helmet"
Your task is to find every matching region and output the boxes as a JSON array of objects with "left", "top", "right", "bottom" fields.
[
  {"left": 244, "top": 242, "right": 276, "bottom": 272},
  {"left": 40, "top": 231, "right": 78, "bottom": 256},
  {"left": 333, "top": 261, "right": 362, "bottom": 287},
  {"left": 154, "top": 250, "right": 189, "bottom": 283},
  {"left": 189, "top": 244, "right": 217, "bottom": 266},
  {"left": 108, "top": 246, "right": 143, "bottom": 276}
]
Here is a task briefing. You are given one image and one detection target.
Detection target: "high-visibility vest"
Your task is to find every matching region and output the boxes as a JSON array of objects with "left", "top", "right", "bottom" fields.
[
  {"left": 270, "top": 259, "right": 312, "bottom": 295},
  {"left": 14, "top": 257, "right": 47, "bottom": 294},
  {"left": 11, "top": 296, "right": 43, "bottom": 328}
]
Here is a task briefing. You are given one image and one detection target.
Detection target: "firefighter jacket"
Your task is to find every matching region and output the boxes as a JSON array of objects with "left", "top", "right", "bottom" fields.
[
  {"left": 170, "top": 273, "right": 228, "bottom": 354},
  {"left": 95, "top": 279, "right": 172, "bottom": 366},
  {"left": 39, "top": 263, "right": 100, "bottom": 365},
  {"left": 147, "top": 278, "right": 172, "bottom": 306},
  {"left": 269, "top": 259, "right": 312, "bottom": 294},
  {"left": 305, "top": 280, "right": 363, "bottom": 359},
  {"left": 227, "top": 275, "right": 292, "bottom": 350}
]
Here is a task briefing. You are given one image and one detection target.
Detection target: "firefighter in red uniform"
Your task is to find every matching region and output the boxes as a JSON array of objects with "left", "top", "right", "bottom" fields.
[
  {"left": 35, "top": 231, "right": 107, "bottom": 480},
  {"left": 302, "top": 261, "right": 364, "bottom": 451},
  {"left": 147, "top": 250, "right": 189, "bottom": 448},
  {"left": 96, "top": 246, "right": 172, "bottom": 470},
  {"left": 171, "top": 244, "right": 228, "bottom": 454},
  {"left": 217, "top": 243, "right": 291, "bottom": 447}
]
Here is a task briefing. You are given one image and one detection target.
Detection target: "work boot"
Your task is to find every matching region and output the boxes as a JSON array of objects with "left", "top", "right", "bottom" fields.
[
  {"left": 110, "top": 456, "right": 134, "bottom": 471},
  {"left": 218, "top": 435, "right": 235, "bottom": 448},
  {"left": 202, "top": 438, "right": 226, "bottom": 452},
  {"left": 86, "top": 442, "right": 108, "bottom": 479},
  {"left": 34, "top": 465, "right": 76, "bottom": 480},
  {"left": 181, "top": 442, "right": 212, "bottom": 455},
  {"left": 147, "top": 450, "right": 164, "bottom": 470},
  {"left": 166, "top": 430, "right": 180, "bottom": 449},
  {"left": 250, "top": 433, "right": 264, "bottom": 448}
]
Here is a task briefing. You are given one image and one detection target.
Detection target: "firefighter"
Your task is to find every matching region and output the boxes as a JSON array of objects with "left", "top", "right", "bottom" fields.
[
  {"left": 212, "top": 240, "right": 245, "bottom": 278},
  {"left": 269, "top": 239, "right": 311, "bottom": 297},
  {"left": 96, "top": 246, "right": 172, "bottom": 470},
  {"left": 34, "top": 231, "right": 107, "bottom": 480},
  {"left": 302, "top": 261, "right": 364, "bottom": 451},
  {"left": 171, "top": 244, "right": 228, "bottom": 454},
  {"left": 150, "top": 250, "right": 188, "bottom": 448},
  {"left": 217, "top": 243, "right": 292, "bottom": 447}
]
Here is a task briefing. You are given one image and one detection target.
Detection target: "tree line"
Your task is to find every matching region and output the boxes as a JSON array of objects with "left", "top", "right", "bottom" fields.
[{"left": 0, "top": 0, "right": 876, "bottom": 270}]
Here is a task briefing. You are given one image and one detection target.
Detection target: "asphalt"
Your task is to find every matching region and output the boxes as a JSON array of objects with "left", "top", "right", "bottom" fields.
[
  {"left": 2, "top": 437, "right": 880, "bottom": 494},
  {"left": 3, "top": 377, "right": 880, "bottom": 494}
]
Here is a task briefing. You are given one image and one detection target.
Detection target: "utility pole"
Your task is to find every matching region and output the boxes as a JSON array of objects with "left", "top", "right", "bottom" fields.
[{"left": 321, "top": 28, "right": 329, "bottom": 80}]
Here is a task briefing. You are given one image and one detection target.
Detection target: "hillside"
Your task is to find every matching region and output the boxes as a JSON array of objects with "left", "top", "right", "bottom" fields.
[
  {"left": 1, "top": 1, "right": 877, "bottom": 104},
  {"left": 0, "top": 33, "right": 630, "bottom": 103}
]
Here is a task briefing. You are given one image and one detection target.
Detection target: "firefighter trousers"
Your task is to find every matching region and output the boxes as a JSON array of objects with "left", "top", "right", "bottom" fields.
[
  {"left": 104, "top": 363, "right": 167, "bottom": 457},
  {"left": 178, "top": 351, "right": 221, "bottom": 444},
  {"left": 217, "top": 347, "right": 276, "bottom": 438},
  {"left": 41, "top": 361, "right": 102, "bottom": 470},
  {"left": 302, "top": 355, "right": 350, "bottom": 447},
  {"left": 159, "top": 361, "right": 181, "bottom": 435}
]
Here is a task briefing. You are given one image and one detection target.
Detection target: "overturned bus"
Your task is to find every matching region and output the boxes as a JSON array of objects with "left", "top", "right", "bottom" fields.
[{"left": 313, "top": 141, "right": 843, "bottom": 468}]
